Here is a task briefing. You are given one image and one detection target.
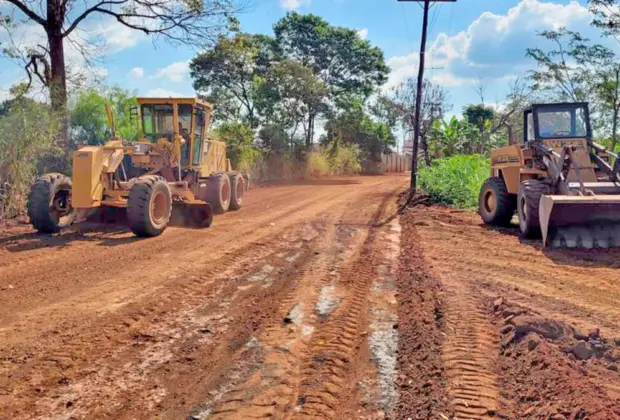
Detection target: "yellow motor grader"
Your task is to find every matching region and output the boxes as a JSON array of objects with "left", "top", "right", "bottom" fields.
[
  {"left": 479, "top": 102, "right": 620, "bottom": 248},
  {"left": 28, "top": 97, "right": 248, "bottom": 237}
]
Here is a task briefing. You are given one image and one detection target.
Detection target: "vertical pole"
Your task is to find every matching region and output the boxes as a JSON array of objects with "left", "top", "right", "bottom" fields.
[{"left": 410, "top": 0, "right": 430, "bottom": 192}]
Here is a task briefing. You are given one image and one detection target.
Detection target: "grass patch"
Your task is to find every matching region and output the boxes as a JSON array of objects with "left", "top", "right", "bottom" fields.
[{"left": 418, "top": 154, "right": 489, "bottom": 209}]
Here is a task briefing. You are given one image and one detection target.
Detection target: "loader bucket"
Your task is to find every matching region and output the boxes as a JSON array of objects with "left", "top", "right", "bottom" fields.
[{"left": 539, "top": 195, "right": 620, "bottom": 248}]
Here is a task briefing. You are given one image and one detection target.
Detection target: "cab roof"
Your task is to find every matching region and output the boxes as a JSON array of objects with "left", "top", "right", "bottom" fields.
[{"left": 136, "top": 97, "right": 213, "bottom": 110}]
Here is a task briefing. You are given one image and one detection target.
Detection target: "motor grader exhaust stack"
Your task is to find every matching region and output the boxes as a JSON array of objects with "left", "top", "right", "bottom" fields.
[
  {"left": 479, "top": 102, "right": 620, "bottom": 248},
  {"left": 28, "top": 97, "right": 249, "bottom": 237}
]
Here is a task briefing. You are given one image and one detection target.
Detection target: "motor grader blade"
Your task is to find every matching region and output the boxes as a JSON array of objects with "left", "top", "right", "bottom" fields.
[
  {"left": 539, "top": 195, "right": 620, "bottom": 248},
  {"left": 171, "top": 201, "right": 213, "bottom": 229}
]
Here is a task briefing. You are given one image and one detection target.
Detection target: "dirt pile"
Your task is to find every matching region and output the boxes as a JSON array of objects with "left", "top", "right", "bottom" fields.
[
  {"left": 493, "top": 298, "right": 620, "bottom": 419},
  {"left": 394, "top": 211, "right": 451, "bottom": 420}
]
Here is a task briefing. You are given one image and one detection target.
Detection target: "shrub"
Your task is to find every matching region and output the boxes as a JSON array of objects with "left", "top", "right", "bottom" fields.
[
  {"left": 305, "top": 151, "right": 331, "bottom": 178},
  {"left": 0, "top": 98, "right": 60, "bottom": 219},
  {"left": 418, "top": 154, "right": 489, "bottom": 209},
  {"left": 212, "top": 122, "right": 261, "bottom": 171}
]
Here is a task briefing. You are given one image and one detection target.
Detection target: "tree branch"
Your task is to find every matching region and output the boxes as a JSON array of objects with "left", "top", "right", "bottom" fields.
[
  {"left": 4, "top": 0, "right": 46, "bottom": 26},
  {"left": 62, "top": 0, "right": 129, "bottom": 37}
]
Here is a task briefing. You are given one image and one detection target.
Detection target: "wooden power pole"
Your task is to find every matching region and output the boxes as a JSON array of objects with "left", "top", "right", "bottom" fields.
[{"left": 398, "top": 0, "right": 456, "bottom": 192}]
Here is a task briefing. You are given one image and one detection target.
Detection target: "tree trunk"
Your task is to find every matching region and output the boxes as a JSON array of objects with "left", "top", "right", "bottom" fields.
[
  {"left": 612, "top": 106, "right": 619, "bottom": 154},
  {"left": 421, "top": 129, "right": 430, "bottom": 166},
  {"left": 47, "top": 0, "right": 69, "bottom": 151},
  {"left": 306, "top": 113, "right": 314, "bottom": 148}
]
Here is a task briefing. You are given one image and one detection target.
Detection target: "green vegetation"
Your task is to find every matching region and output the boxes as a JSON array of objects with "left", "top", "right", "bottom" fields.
[{"left": 418, "top": 155, "right": 489, "bottom": 209}]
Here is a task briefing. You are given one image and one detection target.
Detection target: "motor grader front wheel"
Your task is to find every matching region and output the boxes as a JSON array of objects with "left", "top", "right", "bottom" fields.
[
  {"left": 27, "top": 173, "right": 76, "bottom": 234},
  {"left": 478, "top": 177, "right": 516, "bottom": 227},
  {"left": 127, "top": 175, "right": 172, "bottom": 237},
  {"left": 517, "top": 179, "right": 550, "bottom": 239}
]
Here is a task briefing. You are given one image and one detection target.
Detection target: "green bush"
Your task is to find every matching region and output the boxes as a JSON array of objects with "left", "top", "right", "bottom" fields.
[
  {"left": 418, "top": 154, "right": 489, "bottom": 209},
  {"left": 212, "top": 122, "right": 261, "bottom": 171},
  {"left": 0, "top": 98, "right": 60, "bottom": 219}
]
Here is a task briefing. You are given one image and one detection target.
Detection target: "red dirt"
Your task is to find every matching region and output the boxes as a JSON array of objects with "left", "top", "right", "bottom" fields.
[{"left": 2, "top": 179, "right": 620, "bottom": 419}]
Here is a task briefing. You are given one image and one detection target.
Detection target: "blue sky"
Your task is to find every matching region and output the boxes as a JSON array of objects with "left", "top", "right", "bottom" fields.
[{"left": 0, "top": 0, "right": 613, "bottom": 123}]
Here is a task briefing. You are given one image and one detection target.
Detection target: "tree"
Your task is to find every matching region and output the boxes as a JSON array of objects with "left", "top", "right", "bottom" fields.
[
  {"left": 0, "top": 0, "right": 245, "bottom": 146},
  {"left": 70, "top": 87, "right": 138, "bottom": 145},
  {"left": 190, "top": 32, "right": 274, "bottom": 128},
  {"left": 392, "top": 78, "right": 449, "bottom": 165},
  {"left": 212, "top": 122, "right": 259, "bottom": 170},
  {"left": 527, "top": 28, "right": 620, "bottom": 150},
  {"left": 323, "top": 100, "right": 395, "bottom": 172},
  {"left": 463, "top": 104, "right": 494, "bottom": 153},
  {"left": 590, "top": 0, "right": 620, "bottom": 43},
  {"left": 429, "top": 116, "right": 476, "bottom": 158},
  {"left": 273, "top": 13, "right": 389, "bottom": 143},
  {"left": 526, "top": 28, "right": 597, "bottom": 102},
  {"left": 255, "top": 60, "right": 329, "bottom": 147}
]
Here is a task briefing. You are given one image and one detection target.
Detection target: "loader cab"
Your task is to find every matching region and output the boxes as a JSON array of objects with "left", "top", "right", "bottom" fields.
[
  {"left": 137, "top": 98, "right": 213, "bottom": 168},
  {"left": 523, "top": 103, "right": 592, "bottom": 143}
]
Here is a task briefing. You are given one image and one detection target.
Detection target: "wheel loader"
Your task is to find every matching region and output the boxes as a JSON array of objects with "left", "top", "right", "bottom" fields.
[
  {"left": 479, "top": 102, "right": 620, "bottom": 248},
  {"left": 28, "top": 97, "right": 249, "bottom": 237}
]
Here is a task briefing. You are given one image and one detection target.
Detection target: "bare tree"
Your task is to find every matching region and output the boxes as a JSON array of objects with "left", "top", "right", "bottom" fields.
[
  {"left": 1, "top": 0, "right": 248, "bottom": 145},
  {"left": 393, "top": 78, "right": 450, "bottom": 165}
]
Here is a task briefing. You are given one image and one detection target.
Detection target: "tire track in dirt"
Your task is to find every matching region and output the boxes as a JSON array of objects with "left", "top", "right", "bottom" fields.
[
  {"left": 292, "top": 185, "right": 399, "bottom": 419},
  {"left": 0, "top": 185, "right": 358, "bottom": 346},
  {"left": 0, "top": 175, "right": 409, "bottom": 419},
  {"left": 199, "top": 185, "right": 406, "bottom": 419},
  {"left": 441, "top": 279, "right": 500, "bottom": 419}
]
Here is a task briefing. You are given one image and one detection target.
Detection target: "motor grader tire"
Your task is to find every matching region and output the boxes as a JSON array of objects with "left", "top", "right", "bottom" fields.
[
  {"left": 206, "top": 174, "right": 231, "bottom": 214},
  {"left": 229, "top": 173, "right": 244, "bottom": 211},
  {"left": 27, "top": 173, "right": 75, "bottom": 234},
  {"left": 518, "top": 179, "right": 550, "bottom": 239},
  {"left": 127, "top": 175, "right": 171, "bottom": 237},
  {"left": 478, "top": 177, "right": 516, "bottom": 226}
]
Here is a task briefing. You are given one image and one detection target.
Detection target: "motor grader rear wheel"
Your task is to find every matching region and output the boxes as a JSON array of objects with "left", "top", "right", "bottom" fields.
[
  {"left": 27, "top": 173, "right": 75, "bottom": 234},
  {"left": 517, "top": 179, "right": 550, "bottom": 239},
  {"left": 478, "top": 177, "right": 516, "bottom": 226},
  {"left": 229, "top": 173, "right": 244, "bottom": 211},
  {"left": 127, "top": 175, "right": 172, "bottom": 237},
  {"left": 206, "top": 174, "right": 231, "bottom": 214}
]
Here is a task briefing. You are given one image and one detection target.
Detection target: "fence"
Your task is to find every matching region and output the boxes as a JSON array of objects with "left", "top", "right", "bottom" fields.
[{"left": 382, "top": 152, "right": 411, "bottom": 173}]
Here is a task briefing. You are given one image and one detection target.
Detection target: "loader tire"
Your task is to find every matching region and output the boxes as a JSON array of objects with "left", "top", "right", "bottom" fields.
[
  {"left": 229, "top": 173, "right": 244, "bottom": 211},
  {"left": 478, "top": 177, "right": 516, "bottom": 226},
  {"left": 518, "top": 179, "right": 551, "bottom": 239},
  {"left": 27, "top": 173, "right": 75, "bottom": 234},
  {"left": 127, "top": 175, "right": 171, "bottom": 237},
  {"left": 206, "top": 174, "right": 231, "bottom": 214}
]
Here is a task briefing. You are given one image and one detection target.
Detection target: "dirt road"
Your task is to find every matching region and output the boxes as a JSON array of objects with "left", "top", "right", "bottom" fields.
[
  {"left": 0, "top": 175, "right": 408, "bottom": 419},
  {"left": 1, "top": 175, "right": 619, "bottom": 419},
  {"left": 397, "top": 206, "right": 620, "bottom": 420}
]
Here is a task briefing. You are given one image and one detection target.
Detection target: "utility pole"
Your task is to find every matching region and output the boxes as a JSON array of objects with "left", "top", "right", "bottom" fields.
[{"left": 398, "top": 0, "right": 456, "bottom": 192}]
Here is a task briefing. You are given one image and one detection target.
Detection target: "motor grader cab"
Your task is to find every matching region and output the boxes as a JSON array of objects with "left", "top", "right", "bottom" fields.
[
  {"left": 479, "top": 102, "right": 620, "bottom": 248},
  {"left": 27, "top": 97, "right": 249, "bottom": 237}
]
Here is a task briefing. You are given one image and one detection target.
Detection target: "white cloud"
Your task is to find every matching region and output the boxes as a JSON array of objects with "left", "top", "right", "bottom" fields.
[
  {"left": 280, "top": 0, "right": 310, "bottom": 11},
  {"left": 357, "top": 28, "right": 368, "bottom": 40},
  {"left": 146, "top": 88, "right": 187, "bottom": 97},
  {"left": 386, "top": 0, "right": 594, "bottom": 90},
  {"left": 130, "top": 67, "right": 144, "bottom": 78},
  {"left": 152, "top": 61, "right": 190, "bottom": 83}
]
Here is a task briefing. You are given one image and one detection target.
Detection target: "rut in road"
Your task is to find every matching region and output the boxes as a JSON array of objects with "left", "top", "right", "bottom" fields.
[{"left": 196, "top": 182, "right": 403, "bottom": 419}]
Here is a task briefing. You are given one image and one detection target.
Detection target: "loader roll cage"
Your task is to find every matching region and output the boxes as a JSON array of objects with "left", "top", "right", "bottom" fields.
[{"left": 524, "top": 103, "right": 592, "bottom": 142}]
